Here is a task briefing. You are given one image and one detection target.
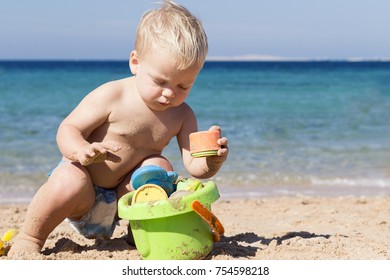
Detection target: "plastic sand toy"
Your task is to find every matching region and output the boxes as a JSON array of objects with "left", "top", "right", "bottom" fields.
[
  {"left": 132, "top": 165, "right": 178, "bottom": 196},
  {"left": 132, "top": 184, "right": 168, "bottom": 204},
  {"left": 0, "top": 229, "right": 19, "bottom": 256},
  {"left": 118, "top": 179, "right": 224, "bottom": 260},
  {"left": 189, "top": 130, "right": 221, "bottom": 158}
]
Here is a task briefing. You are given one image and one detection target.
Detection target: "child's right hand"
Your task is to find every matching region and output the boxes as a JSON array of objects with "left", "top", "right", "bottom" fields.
[{"left": 76, "top": 142, "right": 122, "bottom": 166}]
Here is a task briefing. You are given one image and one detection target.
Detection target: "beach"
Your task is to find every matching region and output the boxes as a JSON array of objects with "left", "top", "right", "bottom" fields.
[{"left": 2, "top": 195, "right": 389, "bottom": 260}]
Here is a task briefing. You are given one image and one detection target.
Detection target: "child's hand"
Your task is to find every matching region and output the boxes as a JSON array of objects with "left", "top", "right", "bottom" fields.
[
  {"left": 77, "top": 142, "right": 122, "bottom": 166},
  {"left": 209, "top": 125, "right": 229, "bottom": 162}
]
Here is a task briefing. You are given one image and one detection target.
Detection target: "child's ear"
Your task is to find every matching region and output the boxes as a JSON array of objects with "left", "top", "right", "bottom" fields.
[{"left": 129, "top": 51, "right": 139, "bottom": 75}]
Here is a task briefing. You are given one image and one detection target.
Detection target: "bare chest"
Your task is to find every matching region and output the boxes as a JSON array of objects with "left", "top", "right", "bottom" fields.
[
  {"left": 119, "top": 119, "right": 173, "bottom": 147},
  {"left": 104, "top": 110, "right": 181, "bottom": 151}
]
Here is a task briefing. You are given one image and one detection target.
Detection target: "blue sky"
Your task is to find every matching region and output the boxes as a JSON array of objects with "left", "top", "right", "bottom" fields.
[{"left": 1, "top": 0, "right": 389, "bottom": 60}]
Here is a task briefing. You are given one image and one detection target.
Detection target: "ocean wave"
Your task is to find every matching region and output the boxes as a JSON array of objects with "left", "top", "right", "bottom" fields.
[
  {"left": 213, "top": 172, "right": 390, "bottom": 190},
  {"left": 309, "top": 177, "right": 390, "bottom": 188}
]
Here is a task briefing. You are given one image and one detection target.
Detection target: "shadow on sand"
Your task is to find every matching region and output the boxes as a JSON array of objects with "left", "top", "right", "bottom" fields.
[
  {"left": 210, "top": 231, "right": 331, "bottom": 258},
  {"left": 43, "top": 236, "right": 134, "bottom": 255}
]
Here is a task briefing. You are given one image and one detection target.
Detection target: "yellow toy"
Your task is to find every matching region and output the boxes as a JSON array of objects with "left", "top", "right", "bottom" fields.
[
  {"left": 132, "top": 184, "right": 168, "bottom": 204},
  {"left": 0, "top": 229, "right": 19, "bottom": 256}
]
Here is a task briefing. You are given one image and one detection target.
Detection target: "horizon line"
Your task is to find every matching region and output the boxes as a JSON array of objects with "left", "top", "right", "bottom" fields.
[
  {"left": 1, "top": 55, "right": 390, "bottom": 62},
  {"left": 206, "top": 54, "right": 390, "bottom": 62}
]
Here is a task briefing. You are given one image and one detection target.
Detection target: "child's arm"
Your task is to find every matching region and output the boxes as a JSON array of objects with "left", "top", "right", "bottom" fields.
[
  {"left": 56, "top": 82, "right": 122, "bottom": 165},
  {"left": 177, "top": 106, "right": 228, "bottom": 179}
]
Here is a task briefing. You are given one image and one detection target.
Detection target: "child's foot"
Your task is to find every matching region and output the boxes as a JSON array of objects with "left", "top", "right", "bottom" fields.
[{"left": 7, "top": 232, "right": 43, "bottom": 258}]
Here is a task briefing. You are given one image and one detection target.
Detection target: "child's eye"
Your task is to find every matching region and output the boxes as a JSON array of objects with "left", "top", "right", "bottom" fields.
[
  {"left": 154, "top": 79, "right": 165, "bottom": 86},
  {"left": 178, "top": 85, "right": 189, "bottom": 90}
]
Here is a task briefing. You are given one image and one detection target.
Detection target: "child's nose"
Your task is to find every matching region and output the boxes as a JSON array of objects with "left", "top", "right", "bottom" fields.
[{"left": 162, "top": 88, "right": 175, "bottom": 99}]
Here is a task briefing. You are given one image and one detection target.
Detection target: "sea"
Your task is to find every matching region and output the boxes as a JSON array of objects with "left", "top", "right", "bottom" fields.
[{"left": 1, "top": 60, "right": 390, "bottom": 202}]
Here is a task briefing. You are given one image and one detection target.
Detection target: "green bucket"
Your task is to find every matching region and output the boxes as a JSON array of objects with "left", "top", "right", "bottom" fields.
[{"left": 118, "top": 180, "right": 221, "bottom": 260}]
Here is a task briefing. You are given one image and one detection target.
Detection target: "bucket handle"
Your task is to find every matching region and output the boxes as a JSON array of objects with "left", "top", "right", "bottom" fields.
[{"left": 191, "top": 200, "right": 225, "bottom": 242}]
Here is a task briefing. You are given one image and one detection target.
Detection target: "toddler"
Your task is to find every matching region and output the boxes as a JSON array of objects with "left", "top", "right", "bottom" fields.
[{"left": 9, "top": 0, "right": 228, "bottom": 256}]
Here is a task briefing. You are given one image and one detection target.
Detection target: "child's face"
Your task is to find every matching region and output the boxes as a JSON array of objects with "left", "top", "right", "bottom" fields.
[{"left": 130, "top": 48, "right": 202, "bottom": 111}]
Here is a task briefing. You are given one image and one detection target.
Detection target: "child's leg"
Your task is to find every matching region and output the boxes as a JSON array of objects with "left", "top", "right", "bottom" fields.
[{"left": 8, "top": 161, "right": 96, "bottom": 256}]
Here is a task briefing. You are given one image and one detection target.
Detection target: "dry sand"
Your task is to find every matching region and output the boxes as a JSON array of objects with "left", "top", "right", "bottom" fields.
[{"left": 1, "top": 196, "right": 390, "bottom": 260}]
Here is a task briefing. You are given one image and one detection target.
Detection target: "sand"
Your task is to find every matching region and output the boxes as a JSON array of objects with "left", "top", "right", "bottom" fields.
[{"left": 1, "top": 196, "right": 390, "bottom": 260}]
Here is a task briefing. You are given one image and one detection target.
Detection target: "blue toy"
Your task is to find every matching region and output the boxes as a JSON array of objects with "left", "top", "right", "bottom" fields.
[{"left": 132, "top": 165, "right": 178, "bottom": 196}]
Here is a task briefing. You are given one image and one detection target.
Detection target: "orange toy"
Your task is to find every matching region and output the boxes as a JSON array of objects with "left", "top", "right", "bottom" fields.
[
  {"left": 189, "top": 130, "right": 221, "bottom": 158},
  {"left": 191, "top": 200, "right": 224, "bottom": 242}
]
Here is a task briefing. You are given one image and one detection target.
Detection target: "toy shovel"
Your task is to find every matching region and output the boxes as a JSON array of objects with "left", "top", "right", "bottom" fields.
[{"left": 191, "top": 200, "right": 224, "bottom": 242}]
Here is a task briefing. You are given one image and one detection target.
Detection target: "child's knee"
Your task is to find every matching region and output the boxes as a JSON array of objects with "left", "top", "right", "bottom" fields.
[
  {"left": 48, "top": 163, "right": 92, "bottom": 196},
  {"left": 141, "top": 154, "right": 173, "bottom": 171}
]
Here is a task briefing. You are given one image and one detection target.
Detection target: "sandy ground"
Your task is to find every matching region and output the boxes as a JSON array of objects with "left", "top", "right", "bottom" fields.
[{"left": 1, "top": 196, "right": 390, "bottom": 260}]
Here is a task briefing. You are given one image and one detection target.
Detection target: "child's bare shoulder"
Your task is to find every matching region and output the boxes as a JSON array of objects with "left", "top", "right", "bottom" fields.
[
  {"left": 96, "top": 77, "right": 130, "bottom": 95},
  {"left": 88, "top": 77, "right": 132, "bottom": 103},
  {"left": 178, "top": 101, "right": 195, "bottom": 117}
]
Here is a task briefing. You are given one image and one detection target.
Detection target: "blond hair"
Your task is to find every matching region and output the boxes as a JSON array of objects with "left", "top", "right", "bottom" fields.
[{"left": 135, "top": 0, "right": 208, "bottom": 69}]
